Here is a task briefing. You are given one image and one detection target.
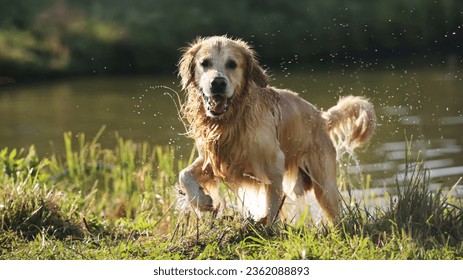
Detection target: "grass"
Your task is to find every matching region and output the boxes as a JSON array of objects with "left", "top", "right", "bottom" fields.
[{"left": 1, "top": 130, "right": 463, "bottom": 260}]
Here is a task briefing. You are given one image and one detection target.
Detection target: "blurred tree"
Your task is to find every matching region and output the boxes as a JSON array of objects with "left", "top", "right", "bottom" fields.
[{"left": 0, "top": 0, "right": 461, "bottom": 79}]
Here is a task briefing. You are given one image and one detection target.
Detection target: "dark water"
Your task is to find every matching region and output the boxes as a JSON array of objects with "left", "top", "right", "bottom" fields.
[{"left": 1, "top": 68, "right": 462, "bottom": 195}]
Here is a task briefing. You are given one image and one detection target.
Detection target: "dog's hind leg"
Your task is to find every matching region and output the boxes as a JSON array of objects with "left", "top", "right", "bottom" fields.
[
  {"left": 306, "top": 142, "right": 341, "bottom": 223},
  {"left": 265, "top": 182, "right": 284, "bottom": 225},
  {"left": 179, "top": 157, "right": 215, "bottom": 212}
]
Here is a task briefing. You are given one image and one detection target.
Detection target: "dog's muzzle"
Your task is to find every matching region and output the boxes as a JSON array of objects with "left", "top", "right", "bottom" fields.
[
  {"left": 203, "top": 77, "right": 231, "bottom": 117},
  {"left": 202, "top": 92, "right": 231, "bottom": 117},
  {"left": 210, "top": 77, "right": 227, "bottom": 95}
]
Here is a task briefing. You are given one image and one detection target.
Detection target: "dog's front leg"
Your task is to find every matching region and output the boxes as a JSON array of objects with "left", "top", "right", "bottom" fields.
[
  {"left": 179, "top": 156, "right": 214, "bottom": 211},
  {"left": 265, "top": 150, "right": 285, "bottom": 225}
]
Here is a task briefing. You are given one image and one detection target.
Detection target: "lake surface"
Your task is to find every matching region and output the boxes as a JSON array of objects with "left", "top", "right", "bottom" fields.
[{"left": 1, "top": 67, "right": 462, "bottom": 198}]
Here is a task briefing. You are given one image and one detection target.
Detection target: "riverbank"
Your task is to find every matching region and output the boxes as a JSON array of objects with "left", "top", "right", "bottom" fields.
[{"left": 1, "top": 132, "right": 462, "bottom": 259}]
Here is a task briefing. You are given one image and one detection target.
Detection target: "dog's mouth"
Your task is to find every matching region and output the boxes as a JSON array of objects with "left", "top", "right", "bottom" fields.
[{"left": 202, "top": 92, "right": 231, "bottom": 117}]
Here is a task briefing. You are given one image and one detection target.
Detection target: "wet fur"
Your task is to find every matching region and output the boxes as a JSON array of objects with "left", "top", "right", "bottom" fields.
[{"left": 178, "top": 36, "right": 376, "bottom": 224}]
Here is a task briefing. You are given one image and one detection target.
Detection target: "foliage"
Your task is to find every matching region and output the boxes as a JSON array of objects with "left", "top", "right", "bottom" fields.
[{"left": 0, "top": 0, "right": 462, "bottom": 80}]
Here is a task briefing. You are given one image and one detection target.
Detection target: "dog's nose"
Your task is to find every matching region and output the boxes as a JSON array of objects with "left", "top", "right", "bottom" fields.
[{"left": 210, "top": 77, "right": 227, "bottom": 94}]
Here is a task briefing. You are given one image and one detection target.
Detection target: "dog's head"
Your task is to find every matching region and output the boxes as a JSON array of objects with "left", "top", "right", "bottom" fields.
[{"left": 179, "top": 36, "right": 268, "bottom": 118}]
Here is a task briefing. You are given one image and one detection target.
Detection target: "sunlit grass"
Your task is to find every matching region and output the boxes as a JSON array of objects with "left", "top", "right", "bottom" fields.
[{"left": 1, "top": 130, "right": 462, "bottom": 260}]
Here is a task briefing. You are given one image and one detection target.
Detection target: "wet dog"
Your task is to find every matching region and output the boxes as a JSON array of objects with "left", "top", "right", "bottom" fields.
[{"left": 178, "top": 36, "right": 376, "bottom": 225}]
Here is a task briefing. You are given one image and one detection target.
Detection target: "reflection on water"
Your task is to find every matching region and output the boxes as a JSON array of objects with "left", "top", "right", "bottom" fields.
[
  {"left": 0, "top": 75, "right": 188, "bottom": 158},
  {"left": 1, "top": 68, "right": 462, "bottom": 203}
]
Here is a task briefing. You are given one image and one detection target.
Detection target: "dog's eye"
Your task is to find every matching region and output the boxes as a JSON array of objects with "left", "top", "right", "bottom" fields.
[
  {"left": 226, "top": 60, "right": 237, "bottom": 69},
  {"left": 200, "top": 59, "right": 211, "bottom": 68}
]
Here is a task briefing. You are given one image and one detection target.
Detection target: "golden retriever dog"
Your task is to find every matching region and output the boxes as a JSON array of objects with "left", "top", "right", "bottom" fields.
[{"left": 178, "top": 36, "right": 376, "bottom": 225}]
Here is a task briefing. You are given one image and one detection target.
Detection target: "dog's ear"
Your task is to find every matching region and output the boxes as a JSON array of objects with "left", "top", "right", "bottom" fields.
[
  {"left": 243, "top": 45, "right": 268, "bottom": 88},
  {"left": 248, "top": 56, "right": 268, "bottom": 88},
  {"left": 178, "top": 39, "right": 202, "bottom": 90}
]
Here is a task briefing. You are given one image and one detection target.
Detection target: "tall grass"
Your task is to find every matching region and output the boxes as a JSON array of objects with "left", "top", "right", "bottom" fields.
[
  {"left": 1, "top": 130, "right": 462, "bottom": 259},
  {"left": 0, "top": 146, "right": 84, "bottom": 249},
  {"left": 58, "top": 128, "right": 181, "bottom": 228}
]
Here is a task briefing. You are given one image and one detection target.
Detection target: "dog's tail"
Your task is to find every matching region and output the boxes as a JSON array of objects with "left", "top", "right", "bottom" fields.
[{"left": 323, "top": 95, "right": 376, "bottom": 151}]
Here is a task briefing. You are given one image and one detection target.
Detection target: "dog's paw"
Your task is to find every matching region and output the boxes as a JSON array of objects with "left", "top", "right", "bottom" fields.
[{"left": 190, "top": 193, "right": 214, "bottom": 212}]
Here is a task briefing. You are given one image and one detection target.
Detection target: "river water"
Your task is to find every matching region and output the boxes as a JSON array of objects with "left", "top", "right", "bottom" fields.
[{"left": 1, "top": 67, "right": 462, "bottom": 200}]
